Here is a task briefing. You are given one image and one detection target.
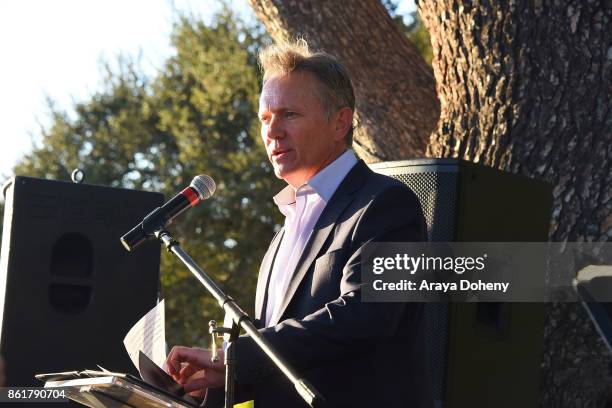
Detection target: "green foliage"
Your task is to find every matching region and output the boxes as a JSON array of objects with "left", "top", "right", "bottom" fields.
[
  {"left": 15, "top": 62, "right": 179, "bottom": 190},
  {"left": 11, "top": 8, "right": 281, "bottom": 348},
  {"left": 404, "top": 11, "right": 433, "bottom": 65},
  {"left": 382, "top": 1, "right": 433, "bottom": 65},
  {"left": 153, "top": 11, "right": 283, "bottom": 346}
]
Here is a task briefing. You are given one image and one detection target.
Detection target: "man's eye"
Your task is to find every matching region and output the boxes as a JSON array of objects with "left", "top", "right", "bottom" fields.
[{"left": 285, "top": 112, "right": 297, "bottom": 118}]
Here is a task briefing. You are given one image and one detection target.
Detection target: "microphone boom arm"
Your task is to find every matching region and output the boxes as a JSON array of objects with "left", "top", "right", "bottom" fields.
[{"left": 154, "top": 229, "right": 326, "bottom": 408}]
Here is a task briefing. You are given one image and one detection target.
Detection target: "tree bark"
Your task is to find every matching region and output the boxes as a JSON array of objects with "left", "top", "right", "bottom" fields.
[
  {"left": 419, "top": 0, "right": 612, "bottom": 406},
  {"left": 248, "top": 0, "right": 611, "bottom": 405},
  {"left": 246, "top": 0, "right": 440, "bottom": 162}
]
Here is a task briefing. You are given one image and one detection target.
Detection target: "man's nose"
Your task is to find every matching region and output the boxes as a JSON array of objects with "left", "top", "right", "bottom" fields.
[{"left": 265, "top": 116, "right": 284, "bottom": 140}]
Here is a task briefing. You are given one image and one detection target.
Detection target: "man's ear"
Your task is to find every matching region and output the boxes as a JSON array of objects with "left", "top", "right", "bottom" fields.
[{"left": 334, "top": 107, "right": 353, "bottom": 142}]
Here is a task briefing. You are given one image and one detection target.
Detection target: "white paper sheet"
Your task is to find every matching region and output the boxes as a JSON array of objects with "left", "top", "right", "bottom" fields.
[{"left": 123, "top": 299, "right": 166, "bottom": 373}]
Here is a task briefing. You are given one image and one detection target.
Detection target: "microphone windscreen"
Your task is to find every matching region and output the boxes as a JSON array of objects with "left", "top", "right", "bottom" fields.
[{"left": 191, "top": 175, "right": 216, "bottom": 200}]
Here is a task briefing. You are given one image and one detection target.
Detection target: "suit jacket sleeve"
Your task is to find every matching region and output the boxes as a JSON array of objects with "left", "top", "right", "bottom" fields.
[{"left": 232, "top": 183, "right": 427, "bottom": 385}]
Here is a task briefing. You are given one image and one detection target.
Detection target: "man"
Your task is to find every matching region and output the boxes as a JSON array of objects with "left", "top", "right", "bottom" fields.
[{"left": 166, "top": 41, "right": 429, "bottom": 408}]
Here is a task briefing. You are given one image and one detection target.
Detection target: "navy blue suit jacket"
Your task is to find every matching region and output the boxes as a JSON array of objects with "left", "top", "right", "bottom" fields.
[{"left": 206, "top": 160, "right": 431, "bottom": 408}]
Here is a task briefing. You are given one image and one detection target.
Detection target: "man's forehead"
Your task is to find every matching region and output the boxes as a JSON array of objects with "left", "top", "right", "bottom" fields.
[{"left": 259, "top": 72, "right": 318, "bottom": 110}]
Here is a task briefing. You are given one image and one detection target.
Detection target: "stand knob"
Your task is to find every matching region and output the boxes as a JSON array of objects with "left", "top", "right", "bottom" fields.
[{"left": 209, "top": 320, "right": 220, "bottom": 363}]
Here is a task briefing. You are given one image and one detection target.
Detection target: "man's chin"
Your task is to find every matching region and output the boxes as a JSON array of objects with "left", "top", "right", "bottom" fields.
[
  {"left": 273, "top": 166, "right": 292, "bottom": 180},
  {"left": 274, "top": 167, "right": 304, "bottom": 186}
]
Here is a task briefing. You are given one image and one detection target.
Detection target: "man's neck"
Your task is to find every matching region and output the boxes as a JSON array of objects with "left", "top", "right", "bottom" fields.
[{"left": 285, "top": 146, "right": 348, "bottom": 188}]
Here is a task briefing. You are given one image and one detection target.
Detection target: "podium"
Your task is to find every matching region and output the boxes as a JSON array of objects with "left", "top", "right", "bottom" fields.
[
  {"left": 40, "top": 374, "right": 197, "bottom": 408},
  {"left": 37, "top": 353, "right": 199, "bottom": 408}
]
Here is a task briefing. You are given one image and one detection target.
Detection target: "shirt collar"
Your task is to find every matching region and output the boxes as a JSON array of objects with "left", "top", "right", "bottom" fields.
[
  {"left": 307, "top": 148, "right": 357, "bottom": 202},
  {"left": 272, "top": 149, "right": 358, "bottom": 210}
]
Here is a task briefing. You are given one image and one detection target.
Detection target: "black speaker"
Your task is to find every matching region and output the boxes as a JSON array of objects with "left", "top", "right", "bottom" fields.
[
  {"left": 369, "top": 159, "right": 552, "bottom": 408},
  {"left": 0, "top": 176, "right": 164, "bottom": 387}
]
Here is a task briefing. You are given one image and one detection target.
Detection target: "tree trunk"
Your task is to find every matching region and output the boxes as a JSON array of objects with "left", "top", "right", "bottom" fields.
[
  {"left": 248, "top": 0, "right": 611, "bottom": 405},
  {"left": 419, "top": 0, "right": 612, "bottom": 406},
  {"left": 246, "top": 0, "right": 440, "bottom": 162}
]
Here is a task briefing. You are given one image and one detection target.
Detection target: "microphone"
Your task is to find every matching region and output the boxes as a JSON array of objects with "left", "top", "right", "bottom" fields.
[{"left": 120, "top": 175, "right": 216, "bottom": 251}]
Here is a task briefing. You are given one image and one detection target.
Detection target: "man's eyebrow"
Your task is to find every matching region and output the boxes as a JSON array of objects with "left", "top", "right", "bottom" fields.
[{"left": 259, "top": 105, "right": 300, "bottom": 114}]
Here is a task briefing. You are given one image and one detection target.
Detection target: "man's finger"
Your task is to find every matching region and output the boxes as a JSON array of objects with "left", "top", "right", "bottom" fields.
[
  {"left": 187, "top": 389, "right": 206, "bottom": 399},
  {"left": 168, "top": 346, "right": 224, "bottom": 371},
  {"left": 179, "top": 364, "right": 201, "bottom": 384},
  {"left": 165, "top": 346, "right": 184, "bottom": 377},
  {"left": 183, "top": 376, "right": 209, "bottom": 393},
  {"left": 183, "top": 366, "right": 226, "bottom": 392},
  {"left": 166, "top": 346, "right": 209, "bottom": 374}
]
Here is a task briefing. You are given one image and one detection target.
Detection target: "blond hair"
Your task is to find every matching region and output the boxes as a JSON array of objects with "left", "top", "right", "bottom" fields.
[{"left": 258, "top": 40, "right": 355, "bottom": 145}]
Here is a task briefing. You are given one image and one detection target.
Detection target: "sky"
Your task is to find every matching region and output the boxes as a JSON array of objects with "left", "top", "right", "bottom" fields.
[{"left": 0, "top": 0, "right": 416, "bottom": 181}]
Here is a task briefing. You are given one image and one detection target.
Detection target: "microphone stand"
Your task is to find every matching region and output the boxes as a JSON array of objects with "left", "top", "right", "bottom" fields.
[{"left": 154, "top": 229, "right": 326, "bottom": 408}]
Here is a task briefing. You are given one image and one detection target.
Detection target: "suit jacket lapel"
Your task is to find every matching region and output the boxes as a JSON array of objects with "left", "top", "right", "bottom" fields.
[
  {"left": 255, "top": 228, "right": 284, "bottom": 323},
  {"left": 269, "top": 161, "right": 370, "bottom": 326}
]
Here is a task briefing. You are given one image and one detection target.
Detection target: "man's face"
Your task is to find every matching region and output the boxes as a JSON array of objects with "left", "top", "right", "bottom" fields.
[{"left": 258, "top": 71, "right": 346, "bottom": 187}]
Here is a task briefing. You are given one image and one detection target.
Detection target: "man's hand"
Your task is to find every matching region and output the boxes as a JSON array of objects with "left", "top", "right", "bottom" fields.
[{"left": 165, "top": 346, "right": 225, "bottom": 395}]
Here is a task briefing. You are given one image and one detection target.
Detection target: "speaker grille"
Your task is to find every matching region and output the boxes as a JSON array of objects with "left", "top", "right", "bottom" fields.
[
  {"left": 389, "top": 171, "right": 456, "bottom": 405},
  {"left": 370, "top": 161, "right": 459, "bottom": 406},
  {"left": 386, "top": 171, "right": 458, "bottom": 242}
]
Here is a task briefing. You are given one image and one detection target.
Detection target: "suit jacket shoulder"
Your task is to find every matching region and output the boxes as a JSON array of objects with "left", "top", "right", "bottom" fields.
[{"left": 327, "top": 160, "right": 427, "bottom": 251}]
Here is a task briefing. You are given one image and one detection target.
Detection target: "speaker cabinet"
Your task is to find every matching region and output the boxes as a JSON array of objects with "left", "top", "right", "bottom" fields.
[
  {"left": 369, "top": 159, "right": 552, "bottom": 408},
  {"left": 0, "top": 176, "right": 164, "bottom": 387}
]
